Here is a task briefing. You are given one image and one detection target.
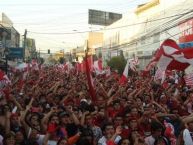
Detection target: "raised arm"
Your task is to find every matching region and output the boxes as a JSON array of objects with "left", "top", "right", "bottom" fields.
[
  {"left": 20, "top": 97, "right": 34, "bottom": 135},
  {"left": 66, "top": 106, "right": 80, "bottom": 125},
  {"left": 80, "top": 111, "right": 89, "bottom": 126}
]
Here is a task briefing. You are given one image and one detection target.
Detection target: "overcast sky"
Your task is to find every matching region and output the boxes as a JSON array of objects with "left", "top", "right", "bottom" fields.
[{"left": 0, "top": 0, "right": 149, "bottom": 52}]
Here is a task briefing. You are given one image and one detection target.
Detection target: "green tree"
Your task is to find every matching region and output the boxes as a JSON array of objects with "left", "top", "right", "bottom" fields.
[
  {"left": 98, "top": 51, "right": 102, "bottom": 58},
  {"left": 107, "top": 55, "right": 126, "bottom": 74},
  {"left": 39, "top": 57, "right": 45, "bottom": 64},
  {"left": 58, "top": 57, "right": 65, "bottom": 64}
]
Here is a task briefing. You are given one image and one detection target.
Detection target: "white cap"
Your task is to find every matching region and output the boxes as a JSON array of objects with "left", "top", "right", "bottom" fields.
[{"left": 80, "top": 99, "right": 87, "bottom": 103}]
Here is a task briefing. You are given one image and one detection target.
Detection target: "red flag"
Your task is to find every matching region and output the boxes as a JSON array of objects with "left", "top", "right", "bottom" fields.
[
  {"left": 81, "top": 61, "right": 86, "bottom": 72},
  {"left": 119, "top": 60, "right": 129, "bottom": 85},
  {"left": 75, "top": 62, "right": 82, "bottom": 72},
  {"left": 85, "top": 54, "right": 96, "bottom": 102}
]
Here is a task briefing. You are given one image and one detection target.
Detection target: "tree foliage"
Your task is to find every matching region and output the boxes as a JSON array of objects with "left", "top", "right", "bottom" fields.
[
  {"left": 98, "top": 51, "right": 102, "bottom": 58},
  {"left": 107, "top": 54, "right": 126, "bottom": 74},
  {"left": 39, "top": 57, "right": 45, "bottom": 64},
  {"left": 58, "top": 57, "right": 65, "bottom": 64}
]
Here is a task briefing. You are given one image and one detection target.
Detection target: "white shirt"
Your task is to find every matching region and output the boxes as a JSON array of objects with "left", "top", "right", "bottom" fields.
[
  {"left": 98, "top": 135, "right": 121, "bottom": 145},
  {"left": 36, "top": 134, "right": 45, "bottom": 145},
  {"left": 47, "top": 140, "right": 57, "bottom": 145},
  {"left": 183, "top": 129, "right": 193, "bottom": 145},
  {"left": 0, "top": 135, "right": 3, "bottom": 145},
  {"left": 145, "top": 135, "right": 155, "bottom": 145}
]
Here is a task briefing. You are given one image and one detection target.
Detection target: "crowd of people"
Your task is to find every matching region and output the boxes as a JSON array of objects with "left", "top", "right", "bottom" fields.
[{"left": 0, "top": 64, "right": 193, "bottom": 145}]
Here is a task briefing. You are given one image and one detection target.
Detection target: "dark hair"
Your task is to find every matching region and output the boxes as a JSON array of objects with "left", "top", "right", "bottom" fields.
[
  {"left": 29, "top": 113, "right": 41, "bottom": 122},
  {"left": 151, "top": 121, "right": 164, "bottom": 133},
  {"left": 76, "top": 127, "right": 94, "bottom": 145},
  {"left": 48, "top": 113, "right": 58, "bottom": 122},
  {"left": 1, "top": 104, "right": 11, "bottom": 114},
  {"left": 101, "top": 122, "right": 114, "bottom": 132},
  {"left": 118, "top": 138, "right": 130, "bottom": 145},
  {"left": 154, "top": 136, "right": 170, "bottom": 145},
  {"left": 79, "top": 102, "right": 95, "bottom": 112},
  {"left": 3, "top": 132, "right": 16, "bottom": 145},
  {"left": 76, "top": 137, "right": 92, "bottom": 145},
  {"left": 114, "top": 115, "right": 123, "bottom": 122}
]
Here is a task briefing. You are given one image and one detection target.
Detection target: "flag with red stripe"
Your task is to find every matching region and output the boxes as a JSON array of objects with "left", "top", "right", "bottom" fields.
[
  {"left": 144, "top": 39, "right": 193, "bottom": 73},
  {"left": 119, "top": 59, "right": 130, "bottom": 85},
  {"left": 93, "top": 59, "right": 103, "bottom": 75},
  {"left": 184, "top": 73, "right": 193, "bottom": 86},
  {"left": 0, "top": 69, "right": 11, "bottom": 89},
  {"left": 154, "top": 68, "right": 165, "bottom": 83},
  {"left": 85, "top": 53, "right": 96, "bottom": 102}
]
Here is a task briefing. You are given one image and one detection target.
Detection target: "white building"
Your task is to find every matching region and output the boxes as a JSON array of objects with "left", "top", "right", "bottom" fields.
[
  {"left": 0, "top": 13, "right": 20, "bottom": 48},
  {"left": 99, "top": 0, "right": 193, "bottom": 69}
]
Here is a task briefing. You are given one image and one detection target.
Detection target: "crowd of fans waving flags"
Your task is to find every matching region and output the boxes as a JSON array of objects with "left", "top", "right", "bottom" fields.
[{"left": 1, "top": 39, "right": 193, "bottom": 145}]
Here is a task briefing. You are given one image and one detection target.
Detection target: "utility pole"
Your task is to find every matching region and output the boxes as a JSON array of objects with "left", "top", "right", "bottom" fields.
[
  {"left": 39, "top": 48, "right": 41, "bottom": 61},
  {"left": 23, "top": 29, "right": 27, "bottom": 62}
]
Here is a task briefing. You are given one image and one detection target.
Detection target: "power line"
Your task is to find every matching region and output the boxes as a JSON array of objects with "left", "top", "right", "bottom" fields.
[
  {"left": 101, "top": 23, "right": 193, "bottom": 53},
  {"left": 28, "top": 10, "right": 193, "bottom": 35},
  {"left": 5, "top": 7, "right": 190, "bottom": 26},
  {"left": 0, "top": 0, "right": 143, "bottom": 6},
  {"left": 143, "top": 0, "right": 193, "bottom": 38}
]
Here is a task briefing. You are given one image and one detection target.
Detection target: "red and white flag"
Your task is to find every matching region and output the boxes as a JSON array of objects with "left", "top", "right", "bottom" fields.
[
  {"left": 119, "top": 59, "right": 130, "bottom": 85},
  {"left": 105, "top": 66, "right": 111, "bottom": 77},
  {"left": 144, "top": 39, "right": 193, "bottom": 73},
  {"left": 129, "top": 55, "right": 139, "bottom": 72},
  {"left": 130, "top": 55, "right": 139, "bottom": 65},
  {"left": 154, "top": 68, "right": 165, "bottom": 83},
  {"left": 63, "top": 62, "right": 73, "bottom": 73},
  {"left": 144, "top": 49, "right": 160, "bottom": 71},
  {"left": 0, "top": 69, "right": 11, "bottom": 89},
  {"left": 31, "top": 59, "right": 39, "bottom": 70},
  {"left": 93, "top": 59, "right": 103, "bottom": 75},
  {"left": 184, "top": 73, "right": 193, "bottom": 86},
  {"left": 164, "top": 120, "right": 176, "bottom": 145},
  {"left": 155, "top": 39, "right": 193, "bottom": 71}
]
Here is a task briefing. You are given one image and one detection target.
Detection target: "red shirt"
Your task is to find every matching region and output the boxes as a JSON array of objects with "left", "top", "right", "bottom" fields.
[
  {"left": 139, "top": 122, "right": 151, "bottom": 136},
  {"left": 107, "top": 107, "right": 125, "bottom": 118}
]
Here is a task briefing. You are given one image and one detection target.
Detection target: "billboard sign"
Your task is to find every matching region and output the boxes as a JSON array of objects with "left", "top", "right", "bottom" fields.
[
  {"left": 7, "top": 47, "right": 23, "bottom": 59},
  {"left": 88, "top": 9, "right": 122, "bottom": 26},
  {"left": 179, "top": 18, "right": 193, "bottom": 49}
]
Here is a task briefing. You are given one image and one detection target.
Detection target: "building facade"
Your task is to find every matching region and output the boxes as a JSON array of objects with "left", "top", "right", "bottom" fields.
[
  {"left": 0, "top": 13, "right": 20, "bottom": 48},
  {"left": 25, "top": 38, "right": 36, "bottom": 60},
  {"left": 97, "top": 0, "right": 193, "bottom": 69}
]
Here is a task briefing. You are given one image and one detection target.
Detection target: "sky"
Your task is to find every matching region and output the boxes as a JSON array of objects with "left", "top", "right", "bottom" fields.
[{"left": 0, "top": 0, "right": 150, "bottom": 53}]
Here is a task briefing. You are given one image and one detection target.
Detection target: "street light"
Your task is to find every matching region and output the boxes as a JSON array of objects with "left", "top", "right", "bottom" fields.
[{"left": 73, "top": 30, "right": 85, "bottom": 40}]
